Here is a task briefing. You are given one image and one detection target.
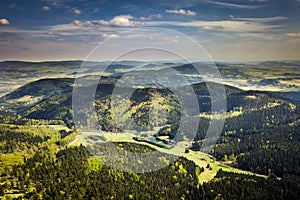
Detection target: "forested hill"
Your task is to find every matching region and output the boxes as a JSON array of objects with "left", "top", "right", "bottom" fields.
[
  {"left": 1, "top": 142, "right": 298, "bottom": 199},
  {"left": 0, "top": 76, "right": 297, "bottom": 131},
  {"left": 3, "top": 78, "right": 73, "bottom": 100},
  {"left": 0, "top": 76, "right": 297, "bottom": 128}
]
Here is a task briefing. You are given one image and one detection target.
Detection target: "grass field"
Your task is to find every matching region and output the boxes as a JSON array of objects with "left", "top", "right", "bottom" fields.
[
  {"left": 0, "top": 152, "right": 25, "bottom": 174},
  {"left": 0, "top": 124, "right": 71, "bottom": 174},
  {"left": 73, "top": 131, "right": 267, "bottom": 183}
]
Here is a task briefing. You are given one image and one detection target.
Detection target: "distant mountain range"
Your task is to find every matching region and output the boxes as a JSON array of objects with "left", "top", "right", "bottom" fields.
[{"left": 1, "top": 60, "right": 299, "bottom": 91}]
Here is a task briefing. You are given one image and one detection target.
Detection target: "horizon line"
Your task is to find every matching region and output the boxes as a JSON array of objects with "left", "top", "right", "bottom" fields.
[{"left": 1, "top": 59, "right": 300, "bottom": 64}]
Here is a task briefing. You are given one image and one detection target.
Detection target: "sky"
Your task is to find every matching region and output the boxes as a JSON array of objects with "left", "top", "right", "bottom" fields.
[{"left": 0, "top": 0, "right": 300, "bottom": 62}]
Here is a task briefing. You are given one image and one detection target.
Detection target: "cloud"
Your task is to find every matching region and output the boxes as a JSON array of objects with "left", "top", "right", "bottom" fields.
[
  {"left": 72, "top": 20, "right": 94, "bottom": 27},
  {"left": 285, "top": 33, "right": 300, "bottom": 38},
  {"left": 102, "top": 34, "right": 120, "bottom": 39},
  {"left": 181, "top": 20, "right": 281, "bottom": 32},
  {"left": 99, "top": 15, "right": 142, "bottom": 27},
  {"left": 234, "top": 16, "right": 287, "bottom": 22},
  {"left": 73, "top": 8, "right": 81, "bottom": 15},
  {"left": 204, "top": 0, "right": 262, "bottom": 9},
  {"left": 236, "top": 33, "right": 281, "bottom": 40},
  {"left": 47, "top": 20, "right": 121, "bottom": 37},
  {"left": 43, "top": 6, "right": 51, "bottom": 11},
  {"left": 140, "top": 14, "right": 162, "bottom": 21},
  {"left": 165, "top": 9, "right": 197, "bottom": 16},
  {"left": 49, "top": 23, "right": 88, "bottom": 32},
  {"left": 148, "top": 17, "right": 283, "bottom": 33},
  {"left": 0, "top": 18, "right": 10, "bottom": 25},
  {"left": 56, "top": 14, "right": 285, "bottom": 35}
]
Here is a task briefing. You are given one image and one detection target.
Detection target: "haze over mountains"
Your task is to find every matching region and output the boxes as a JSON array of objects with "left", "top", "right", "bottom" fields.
[{"left": 1, "top": 60, "right": 299, "bottom": 93}]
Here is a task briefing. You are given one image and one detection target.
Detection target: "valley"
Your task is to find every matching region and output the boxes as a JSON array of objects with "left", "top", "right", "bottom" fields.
[{"left": 73, "top": 131, "right": 267, "bottom": 183}]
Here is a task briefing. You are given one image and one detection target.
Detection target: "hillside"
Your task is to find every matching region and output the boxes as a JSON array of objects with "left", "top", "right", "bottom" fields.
[{"left": 1, "top": 76, "right": 297, "bottom": 129}]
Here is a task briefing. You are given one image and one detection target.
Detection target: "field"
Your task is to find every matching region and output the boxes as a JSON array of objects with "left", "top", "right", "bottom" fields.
[{"left": 71, "top": 131, "right": 267, "bottom": 183}]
